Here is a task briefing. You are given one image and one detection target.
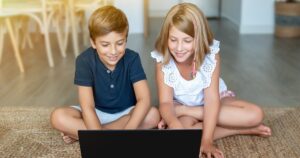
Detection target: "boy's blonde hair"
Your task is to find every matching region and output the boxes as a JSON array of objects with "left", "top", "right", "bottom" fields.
[
  {"left": 88, "top": 5, "right": 129, "bottom": 41},
  {"left": 155, "top": 3, "right": 213, "bottom": 69}
]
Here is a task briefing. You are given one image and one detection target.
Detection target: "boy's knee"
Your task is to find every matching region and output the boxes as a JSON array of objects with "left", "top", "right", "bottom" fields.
[{"left": 50, "top": 108, "right": 67, "bottom": 129}]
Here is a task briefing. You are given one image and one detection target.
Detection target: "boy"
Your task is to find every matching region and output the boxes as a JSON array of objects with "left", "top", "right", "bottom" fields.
[{"left": 50, "top": 6, "right": 160, "bottom": 143}]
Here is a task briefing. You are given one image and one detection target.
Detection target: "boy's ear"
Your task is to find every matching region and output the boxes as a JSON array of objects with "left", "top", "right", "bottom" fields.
[{"left": 90, "top": 38, "right": 96, "bottom": 49}]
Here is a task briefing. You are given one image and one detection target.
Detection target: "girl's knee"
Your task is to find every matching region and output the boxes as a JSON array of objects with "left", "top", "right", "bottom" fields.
[
  {"left": 143, "top": 107, "right": 161, "bottom": 128},
  {"left": 248, "top": 106, "right": 264, "bottom": 126}
]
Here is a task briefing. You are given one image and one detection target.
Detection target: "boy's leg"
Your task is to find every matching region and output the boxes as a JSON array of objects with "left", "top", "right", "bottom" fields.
[
  {"left": 103, "top": 106, "right": 160, "bottom": 129},
  {"left": 50, "top": 107, "right": 86, "bottom": 142},
  {"left": 51, "top": 106, "right": 133, "bottom": 143}
]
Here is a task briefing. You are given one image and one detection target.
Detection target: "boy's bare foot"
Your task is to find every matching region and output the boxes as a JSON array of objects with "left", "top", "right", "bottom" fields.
[
  {"left": 61, "top": 133, "right": 77, "bottom": 144},
  {"left": 241, "top": 124, "right": 272, "bottom": 137},
  {"left": 158, "top": 119, "right": 167, "bottom": 129}
]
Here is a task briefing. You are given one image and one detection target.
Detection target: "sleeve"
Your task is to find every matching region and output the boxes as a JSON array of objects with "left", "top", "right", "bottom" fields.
[
  {"left": 129, "top": 54, "right": 147, "bottom": 84},
  {"left": 74, "top": 56, "right": 93, "bottom": 86},
  {"left": 200, "top": 39, "right": 220, "bottom": 89},
  {"left": 150, "top": 50, "right": 163, "bottom": 63}
]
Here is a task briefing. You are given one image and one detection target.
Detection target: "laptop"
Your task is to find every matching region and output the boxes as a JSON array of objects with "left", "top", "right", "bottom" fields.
[{"left": 78, "top": 129, "right": 202, "bottom": 158}]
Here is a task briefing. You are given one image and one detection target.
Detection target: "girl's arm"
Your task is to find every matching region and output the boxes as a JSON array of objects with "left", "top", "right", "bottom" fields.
[
  {"left": 156, "top": 63, "right": 183, "bottom": 129},
  {"left": 124, "top": 80, "right": 151, "bottom": 129},
  {"left": 78, "top": 86, "right": 102, "bottom": 129},
  {"left": 202, "top": 53, "right": 221, "bottom": 151}
]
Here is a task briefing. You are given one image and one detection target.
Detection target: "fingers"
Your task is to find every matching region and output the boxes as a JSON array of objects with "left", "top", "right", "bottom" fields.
[
  {"left": 207, "top": 153, "right": 212, "bottom": 158},
  {"left": 212, "top": 150, "right": 224, "bottom": 158},
  {"left": 200, "top": 149, "right": 224, "bottom": 158}
]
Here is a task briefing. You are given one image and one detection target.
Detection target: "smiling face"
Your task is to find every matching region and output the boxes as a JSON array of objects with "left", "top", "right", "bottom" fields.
[
  {"left": 91, "top": 31, "right": 127, "bottom": 70},
  {"left": 168, "top": 26, "right": 195, "bottom": 64}
]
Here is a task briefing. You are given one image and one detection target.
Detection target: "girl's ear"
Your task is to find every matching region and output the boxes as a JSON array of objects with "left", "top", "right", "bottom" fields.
[{"left": 90, "top": 38, "right": 96, "bottom": 49}]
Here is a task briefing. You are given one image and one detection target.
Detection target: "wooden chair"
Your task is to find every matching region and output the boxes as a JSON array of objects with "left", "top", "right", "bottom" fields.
[
  {"left": 0, "top": 13, "right": 24, "bottom": 72},
  {"left": 0, "top": 0, "right": 69, "bottom": 71}
]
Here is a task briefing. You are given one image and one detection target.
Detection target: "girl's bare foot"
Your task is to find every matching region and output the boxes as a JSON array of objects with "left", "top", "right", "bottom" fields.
[
  {"left": 241, "top": 124, "right": 272, "bottom": 137},
  {"left": 61, "top": 133, "right": 77, "bottom": 144},
  {"left": 158, "top": 119, "right": 167, "bottom": 129}
]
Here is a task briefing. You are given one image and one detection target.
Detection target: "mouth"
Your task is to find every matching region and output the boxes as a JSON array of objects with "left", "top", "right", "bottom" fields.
[
  {"left": 108, "top": 56, "right": 118, "bottom": 61},
  {"left": 175, "top": 52, "right": 187, "bottom": 58}
]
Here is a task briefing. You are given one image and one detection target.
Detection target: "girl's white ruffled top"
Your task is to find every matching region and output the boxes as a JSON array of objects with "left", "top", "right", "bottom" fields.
[{"left": 151, "top": 39, "right": 227, "bottom": 106}]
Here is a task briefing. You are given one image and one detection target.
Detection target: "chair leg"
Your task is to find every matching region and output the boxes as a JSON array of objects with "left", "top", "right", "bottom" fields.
[
  {"left": 63, "top": 7, "right": 70, "bottom": 56},
  {"left": 43, "top": 25, "right": 54, "bottom": 67},
  {"left": 69, "top": 0, "right": 80, "bottom": 57},
  {"left": 21, "top": 17, "right": 33, "bottom": 50},
  {"left": 0, "top": 23, "right": 4, "bottom": 63},
  {"left": 78, "top": 11, "right": 88, "bottom": 47},
  {"left": 42, "top": 0, "right": 54, "bottom": 67},
  {"left": 54, "top": 13, "right": 67, "bottom": 58},
  {"left": 5, "top": 18, "right": 24, "bottom": 72}
]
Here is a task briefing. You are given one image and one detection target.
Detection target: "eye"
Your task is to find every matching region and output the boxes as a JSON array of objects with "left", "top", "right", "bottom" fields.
[
  {"left": 184, "top": 40, "right": 193, "bottom": 43},
  {"left": 169, "top": 38, "right": 177, "bottom": 42},
  {"left": 117, "top": 42, "right": 124, "bottom": 46}
]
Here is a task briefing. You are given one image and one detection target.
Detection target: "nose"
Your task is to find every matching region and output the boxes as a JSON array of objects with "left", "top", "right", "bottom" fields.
[
  {"left": 176, "top": 41, "right": 183, "bottom": 52},
  {"left": 111, "top": 45, "right": 117, "bottom": 55}
]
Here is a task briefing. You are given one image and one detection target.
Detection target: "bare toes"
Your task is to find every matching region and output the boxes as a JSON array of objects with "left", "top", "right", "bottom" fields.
[
  {"left": 61, "top": 133, "right": 76, "bottom": 144},
  {"left": 257, "top": 124, "right": 272, "bottom": 137},
  {"left": 158, "top": 119, "right": 167, "bottom": 129}
]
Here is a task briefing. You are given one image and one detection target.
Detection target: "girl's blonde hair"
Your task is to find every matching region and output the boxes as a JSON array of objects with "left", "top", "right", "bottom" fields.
[
  {"left": 88, "top": 5, "right": 129, "bottom": 41},
  {"left": 155, "top": 3, "right": 213, "bottom": 69}
]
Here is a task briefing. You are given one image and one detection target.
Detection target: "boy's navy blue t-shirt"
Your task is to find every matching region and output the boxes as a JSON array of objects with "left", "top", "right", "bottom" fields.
[{"left": 74, "top": 47, "right": 146, "bottom": 114}]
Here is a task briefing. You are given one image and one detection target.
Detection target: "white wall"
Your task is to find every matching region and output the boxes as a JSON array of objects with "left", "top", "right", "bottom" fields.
[
  {"left": 114, "top": 0, "right": 144, "bottom": 34},
  {"left": 182, "top": 0, "right": 219, "bottom": 17},
  {"left": 221, "top": 0, "right": 241, "bottom": 27},
  {"left": 149, "top": 0, "right": 179, "bottom": 17},
  {"left": 240, "top": 0, "right": 274, "bottom": 34},
  {"left": 149, "top": 0, "right": 219, "bottom": 17},
  {"left": 221, "top": 0, "right": 275, "bottom": 34}
]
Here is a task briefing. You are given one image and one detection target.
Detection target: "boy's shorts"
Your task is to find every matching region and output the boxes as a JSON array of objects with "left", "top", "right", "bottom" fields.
[{"left": 71, "top": 105, "right": 134, "bottom": 124}]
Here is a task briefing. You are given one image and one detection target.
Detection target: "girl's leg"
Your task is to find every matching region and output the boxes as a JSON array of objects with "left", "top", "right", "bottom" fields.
[
  {"left": 138, "top": 106, "right": 161, "bottom": 129},
  {"left": 178, "top": 116, "right": 271, "bottom": 140},
  {"left": 192, "top": 122, "right": 271, "bottom": 140},
  {"left": 175, "top": 97, "right": 269, "bottom": 128}
]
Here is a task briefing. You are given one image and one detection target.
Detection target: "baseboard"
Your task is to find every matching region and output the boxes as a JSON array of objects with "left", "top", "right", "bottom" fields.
[{"left": 239, "top": 25, "right": 274, "bottom": 34}]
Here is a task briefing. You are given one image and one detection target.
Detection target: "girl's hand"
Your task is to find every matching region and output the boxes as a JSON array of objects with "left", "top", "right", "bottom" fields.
[{"left": 200, "top": 142, "right": 224, "bottom": 158}]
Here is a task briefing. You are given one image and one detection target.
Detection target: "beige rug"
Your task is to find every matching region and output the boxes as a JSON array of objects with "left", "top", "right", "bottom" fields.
[{"left": 0, "top": 106, "right": 299, "bottom": 158}]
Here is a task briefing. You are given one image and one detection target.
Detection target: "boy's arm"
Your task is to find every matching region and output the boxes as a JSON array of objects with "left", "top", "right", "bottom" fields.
[
  {"left": 124, "top": 80, "right": 151, "bottom": 129},
  {"left": 156, "top": 63, "right": 183, "bottom": 129},
  {"left": 78, "top": 86, "right": 102, "bottom": 130}
]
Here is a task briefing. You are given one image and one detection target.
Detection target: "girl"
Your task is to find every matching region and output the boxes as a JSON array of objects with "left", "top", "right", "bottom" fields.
[{"left": 151, "top": 3, "right": 271, "bottom": 158}]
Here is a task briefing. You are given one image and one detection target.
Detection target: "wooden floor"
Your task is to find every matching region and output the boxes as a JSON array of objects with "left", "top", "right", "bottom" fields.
[{"left": 0, "top": 18, "right": 299, "bottom": 108}]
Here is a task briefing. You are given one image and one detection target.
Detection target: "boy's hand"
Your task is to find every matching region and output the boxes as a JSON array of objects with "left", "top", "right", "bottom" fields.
[{"left": 200, "top": 142, "right": 224, "bottom": 158}]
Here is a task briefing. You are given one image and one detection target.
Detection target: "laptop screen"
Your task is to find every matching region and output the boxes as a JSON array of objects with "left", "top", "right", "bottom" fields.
[{"left": 78, "top": 129, "right": 201, "bottom": 158}]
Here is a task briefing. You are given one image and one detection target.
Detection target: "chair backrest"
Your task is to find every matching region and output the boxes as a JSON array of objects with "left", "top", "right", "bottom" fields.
[
  {"left": 1, "top": 0, "right": 41, "bottom": 8},
  {"left": 75, "top": 0, "right": 114, "bottom": 7}
]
